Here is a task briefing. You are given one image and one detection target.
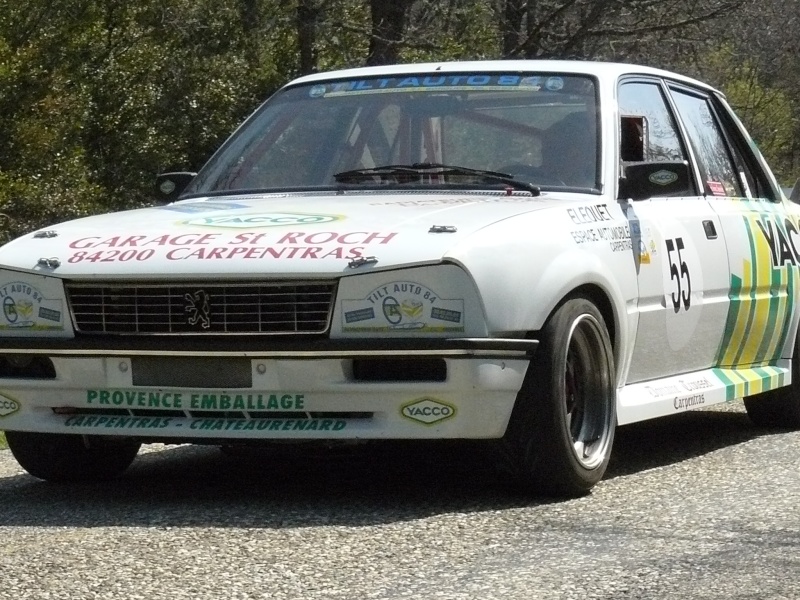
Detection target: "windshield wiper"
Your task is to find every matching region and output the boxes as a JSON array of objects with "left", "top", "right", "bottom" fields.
[{"left": 334, "top": 163, "right": 540, "bottom": 195}]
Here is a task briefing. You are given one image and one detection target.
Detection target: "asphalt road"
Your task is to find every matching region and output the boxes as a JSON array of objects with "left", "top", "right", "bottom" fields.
[{"left": 0, "top": 400, "right": 798, "bottom": 600}]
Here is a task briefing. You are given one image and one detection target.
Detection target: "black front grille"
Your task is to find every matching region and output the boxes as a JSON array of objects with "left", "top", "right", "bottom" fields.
[{"left": 66, "top": 281, "right": 336, "bottom": 335}]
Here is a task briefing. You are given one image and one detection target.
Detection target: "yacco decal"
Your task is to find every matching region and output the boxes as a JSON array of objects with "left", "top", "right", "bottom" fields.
[
  {"left": 712, "top": 365, "right": 787, "bottom": 402},
  {"left": 181, "top": 213, "right": 343, "bottom": 228},
  {"left": 401, "top": 398, "right": 456, "bottom": 425},
  {"left": 342, "top": 282, "right": 465, "bottom": 333},
  {"left": 0, "top": 281, "right": 64, "bottom": 331},
  {"left": 716, "top": 203, "right": 797, "bottom": 367},
  {"left": 0, "top": 394, "right": 20, "bottom": 417}
]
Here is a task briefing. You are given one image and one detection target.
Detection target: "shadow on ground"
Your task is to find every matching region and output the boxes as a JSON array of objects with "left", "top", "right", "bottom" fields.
[{"left": 0, "top": 405, "right": 782, "bottom": 528}]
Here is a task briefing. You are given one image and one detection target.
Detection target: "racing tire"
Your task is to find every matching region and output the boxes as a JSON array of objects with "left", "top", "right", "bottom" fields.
[
  {"left": 500, "top": 297, "right": 616, "bottom": 497},
  {"left": 5, "top": 431, "right": 141, "bottom": 483},
  {"left": 743, "top": 334, "right": 800, "bottom": 428}
]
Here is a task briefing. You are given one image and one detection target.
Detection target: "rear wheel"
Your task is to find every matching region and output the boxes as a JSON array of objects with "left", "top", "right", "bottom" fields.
[
  {"left": 500, "top": 297, "right": 616, "bottom": 497},
  {"left": 5, "top": 431, "right": 140, "bottom": 482},
  {"left": 744, "top": 333, "right": 800, "bottom": 428}
]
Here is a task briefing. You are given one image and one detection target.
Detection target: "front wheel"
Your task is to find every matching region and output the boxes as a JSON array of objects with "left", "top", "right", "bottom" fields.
[
  {"left": 500, "top": 297, "right": 616, "bottom": 497},
  {"left": 5, "top": 431, "right": 141, "bottom": 483}
]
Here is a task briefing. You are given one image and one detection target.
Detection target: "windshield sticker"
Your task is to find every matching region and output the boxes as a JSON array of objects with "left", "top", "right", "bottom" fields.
[
  {"left": 0, "top": 281, "right": 64, "bottom": 331},
  {"left": 159, "top": 202, "right": 249, "bottom": 214},
  {"left": 342, "top": 282, "right": 465, "bottom": 332},
  {"left": 314, "top": 74, "right": 562, "bottom": 98},
  {"left": 181, "top": 212, "right": 343, "bottom": 228}
]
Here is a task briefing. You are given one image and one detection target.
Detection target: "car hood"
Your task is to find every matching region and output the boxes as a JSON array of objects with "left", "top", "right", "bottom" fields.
[{"left": 0, "top": 191, "right": 573, "bottom": 278}]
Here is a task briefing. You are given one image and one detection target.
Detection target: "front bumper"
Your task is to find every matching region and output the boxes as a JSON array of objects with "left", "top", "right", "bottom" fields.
[{"left": 0, "top": 338, "right": 536, "bottom": 441}]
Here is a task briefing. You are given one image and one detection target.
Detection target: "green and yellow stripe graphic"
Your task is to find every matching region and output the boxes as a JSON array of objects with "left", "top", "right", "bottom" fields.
[
  {"left": 712, "top": 365, "right": 787, "bottom": 401},
  {"left": 715, "top": 207, "right": 797, "bottom": 367}
]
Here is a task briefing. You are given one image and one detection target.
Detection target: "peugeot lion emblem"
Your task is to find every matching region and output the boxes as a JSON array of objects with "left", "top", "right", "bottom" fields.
[{"left": 184, "top": 290, "right": 211, "bottom": 329}]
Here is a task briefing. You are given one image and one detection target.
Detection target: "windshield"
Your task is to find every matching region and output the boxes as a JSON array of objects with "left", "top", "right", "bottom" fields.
[{"left": 186, "top": 73, "right": 599, "bottom": 195}]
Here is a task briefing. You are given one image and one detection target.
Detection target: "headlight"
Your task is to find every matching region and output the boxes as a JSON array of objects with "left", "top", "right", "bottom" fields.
[
  {"left": 330, "top": 264, "right": 486, "bottom": 338},
  {"left": 0, "top": 269, "right": 73, "bottom": 337}
]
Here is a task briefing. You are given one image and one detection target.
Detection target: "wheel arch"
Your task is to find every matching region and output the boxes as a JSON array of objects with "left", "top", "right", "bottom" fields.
[{"left": 535, "top": 283, "right": 620, "bottom": 369}]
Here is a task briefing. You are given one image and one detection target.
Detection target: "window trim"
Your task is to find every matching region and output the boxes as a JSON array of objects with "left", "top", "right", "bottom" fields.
[
  {"left": 708, "top": 91, "right": 779, "bottom": 202},
  {"left": 616, "top": 75, "right": 700, "bottom": 198},
  {"left": 666, "top": 81, "right": 778, "bottom": 202}
]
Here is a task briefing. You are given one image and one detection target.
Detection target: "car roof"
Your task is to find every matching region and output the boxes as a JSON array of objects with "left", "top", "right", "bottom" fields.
[{"left": 288, "top": 60, "right": 718, "bottom": 95}]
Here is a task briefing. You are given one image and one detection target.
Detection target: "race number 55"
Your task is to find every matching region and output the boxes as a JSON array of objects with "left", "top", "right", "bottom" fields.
[{"left": 665, "top": 237, "right": 691, "bottom": 312}]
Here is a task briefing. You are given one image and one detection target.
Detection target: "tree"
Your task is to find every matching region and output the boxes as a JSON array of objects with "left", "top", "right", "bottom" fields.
[
  {"left": 3, "top": 0, "right": 799, "bottom": 241},
  {"left": 366, "top": 0, "right": 417, "bottom": 65}
]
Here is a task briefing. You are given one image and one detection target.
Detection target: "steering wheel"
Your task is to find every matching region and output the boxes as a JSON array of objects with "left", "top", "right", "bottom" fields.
[{"left": 498, "top": 164, "right": 566, "bottom": 187}]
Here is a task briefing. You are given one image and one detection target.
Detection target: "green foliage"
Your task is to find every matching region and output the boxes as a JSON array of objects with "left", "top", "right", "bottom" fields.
[
  {"left": 0, "top": 0, "right": 798, "bottom": 244},
  {"left": 696, "top": 46, "right": 797, "bottom": 185},
  {"left": 0, "top": 0, "right": 293, "bottom": 238}
]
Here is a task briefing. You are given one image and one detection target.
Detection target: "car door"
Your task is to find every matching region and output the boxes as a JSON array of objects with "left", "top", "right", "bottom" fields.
[
  {"left": 618, "top": 79, "right": 731, "bottom": 384},
  {"left": 666, "top": 84, "right": 797, "bottom": 373}
]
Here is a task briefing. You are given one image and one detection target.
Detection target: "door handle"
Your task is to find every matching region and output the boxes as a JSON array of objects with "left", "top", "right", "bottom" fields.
[{"left": 703, "top": 220, "right": 717, "bottom": 239}]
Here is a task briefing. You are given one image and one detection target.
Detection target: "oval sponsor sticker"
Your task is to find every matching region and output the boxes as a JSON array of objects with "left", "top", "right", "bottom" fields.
[
  {"left": 649, "top": 170, "right": 679, "bottom": 186},
  {"left": 0, "top": 394, "right": 20, "bottom": 417},
  {"left": 401, "top": 397, "right": 456, "bottom": 425}
]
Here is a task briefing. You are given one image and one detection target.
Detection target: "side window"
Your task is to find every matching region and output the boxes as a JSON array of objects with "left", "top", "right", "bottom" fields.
[
  {"left": 708, "top": 96, "right": 776, "bottom": 200},
  {"left": 618, "top": 82, "right": 686, "bottom": 163},
  {"left": 668, "top": 89, "right": 743, "bottom": 198}
]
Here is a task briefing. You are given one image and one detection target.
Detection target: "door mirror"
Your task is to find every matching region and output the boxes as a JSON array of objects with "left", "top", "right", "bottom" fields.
[
  {"left": 154, "top": 172, "right": 196, "bottom": 204},
  {"left": 619, "top": 161, "right": 692, "bottom": 201}
]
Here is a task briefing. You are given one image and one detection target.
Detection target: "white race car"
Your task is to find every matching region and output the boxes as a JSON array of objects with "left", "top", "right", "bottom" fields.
[{"left": 1, "top": 61, "right": 798, "bottom": 496}]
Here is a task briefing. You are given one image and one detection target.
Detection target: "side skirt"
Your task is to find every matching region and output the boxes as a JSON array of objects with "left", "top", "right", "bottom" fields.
[{"left": 617, "top": 360, "right": 791, "bottom": 425}]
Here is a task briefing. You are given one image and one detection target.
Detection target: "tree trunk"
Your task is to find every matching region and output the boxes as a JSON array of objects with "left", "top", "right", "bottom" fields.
[
  {"left": 297, "top": 0, "right": 318, "bottom": 75},
  {"left": 367, "top": 0, "right": 415, "bottom": 66},
  {"left": 501, "top": 0, "right": 526, "bottom": 58}
]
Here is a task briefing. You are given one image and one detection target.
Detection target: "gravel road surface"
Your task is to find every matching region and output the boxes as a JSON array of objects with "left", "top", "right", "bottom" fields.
[{"left": 1, "top": 400, "right": 798, "bottom": 600}]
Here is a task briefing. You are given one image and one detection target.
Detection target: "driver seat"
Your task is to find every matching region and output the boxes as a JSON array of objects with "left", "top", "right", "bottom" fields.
[{"left": 541, "top": 112, "right": 596, "bottom": 188}]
